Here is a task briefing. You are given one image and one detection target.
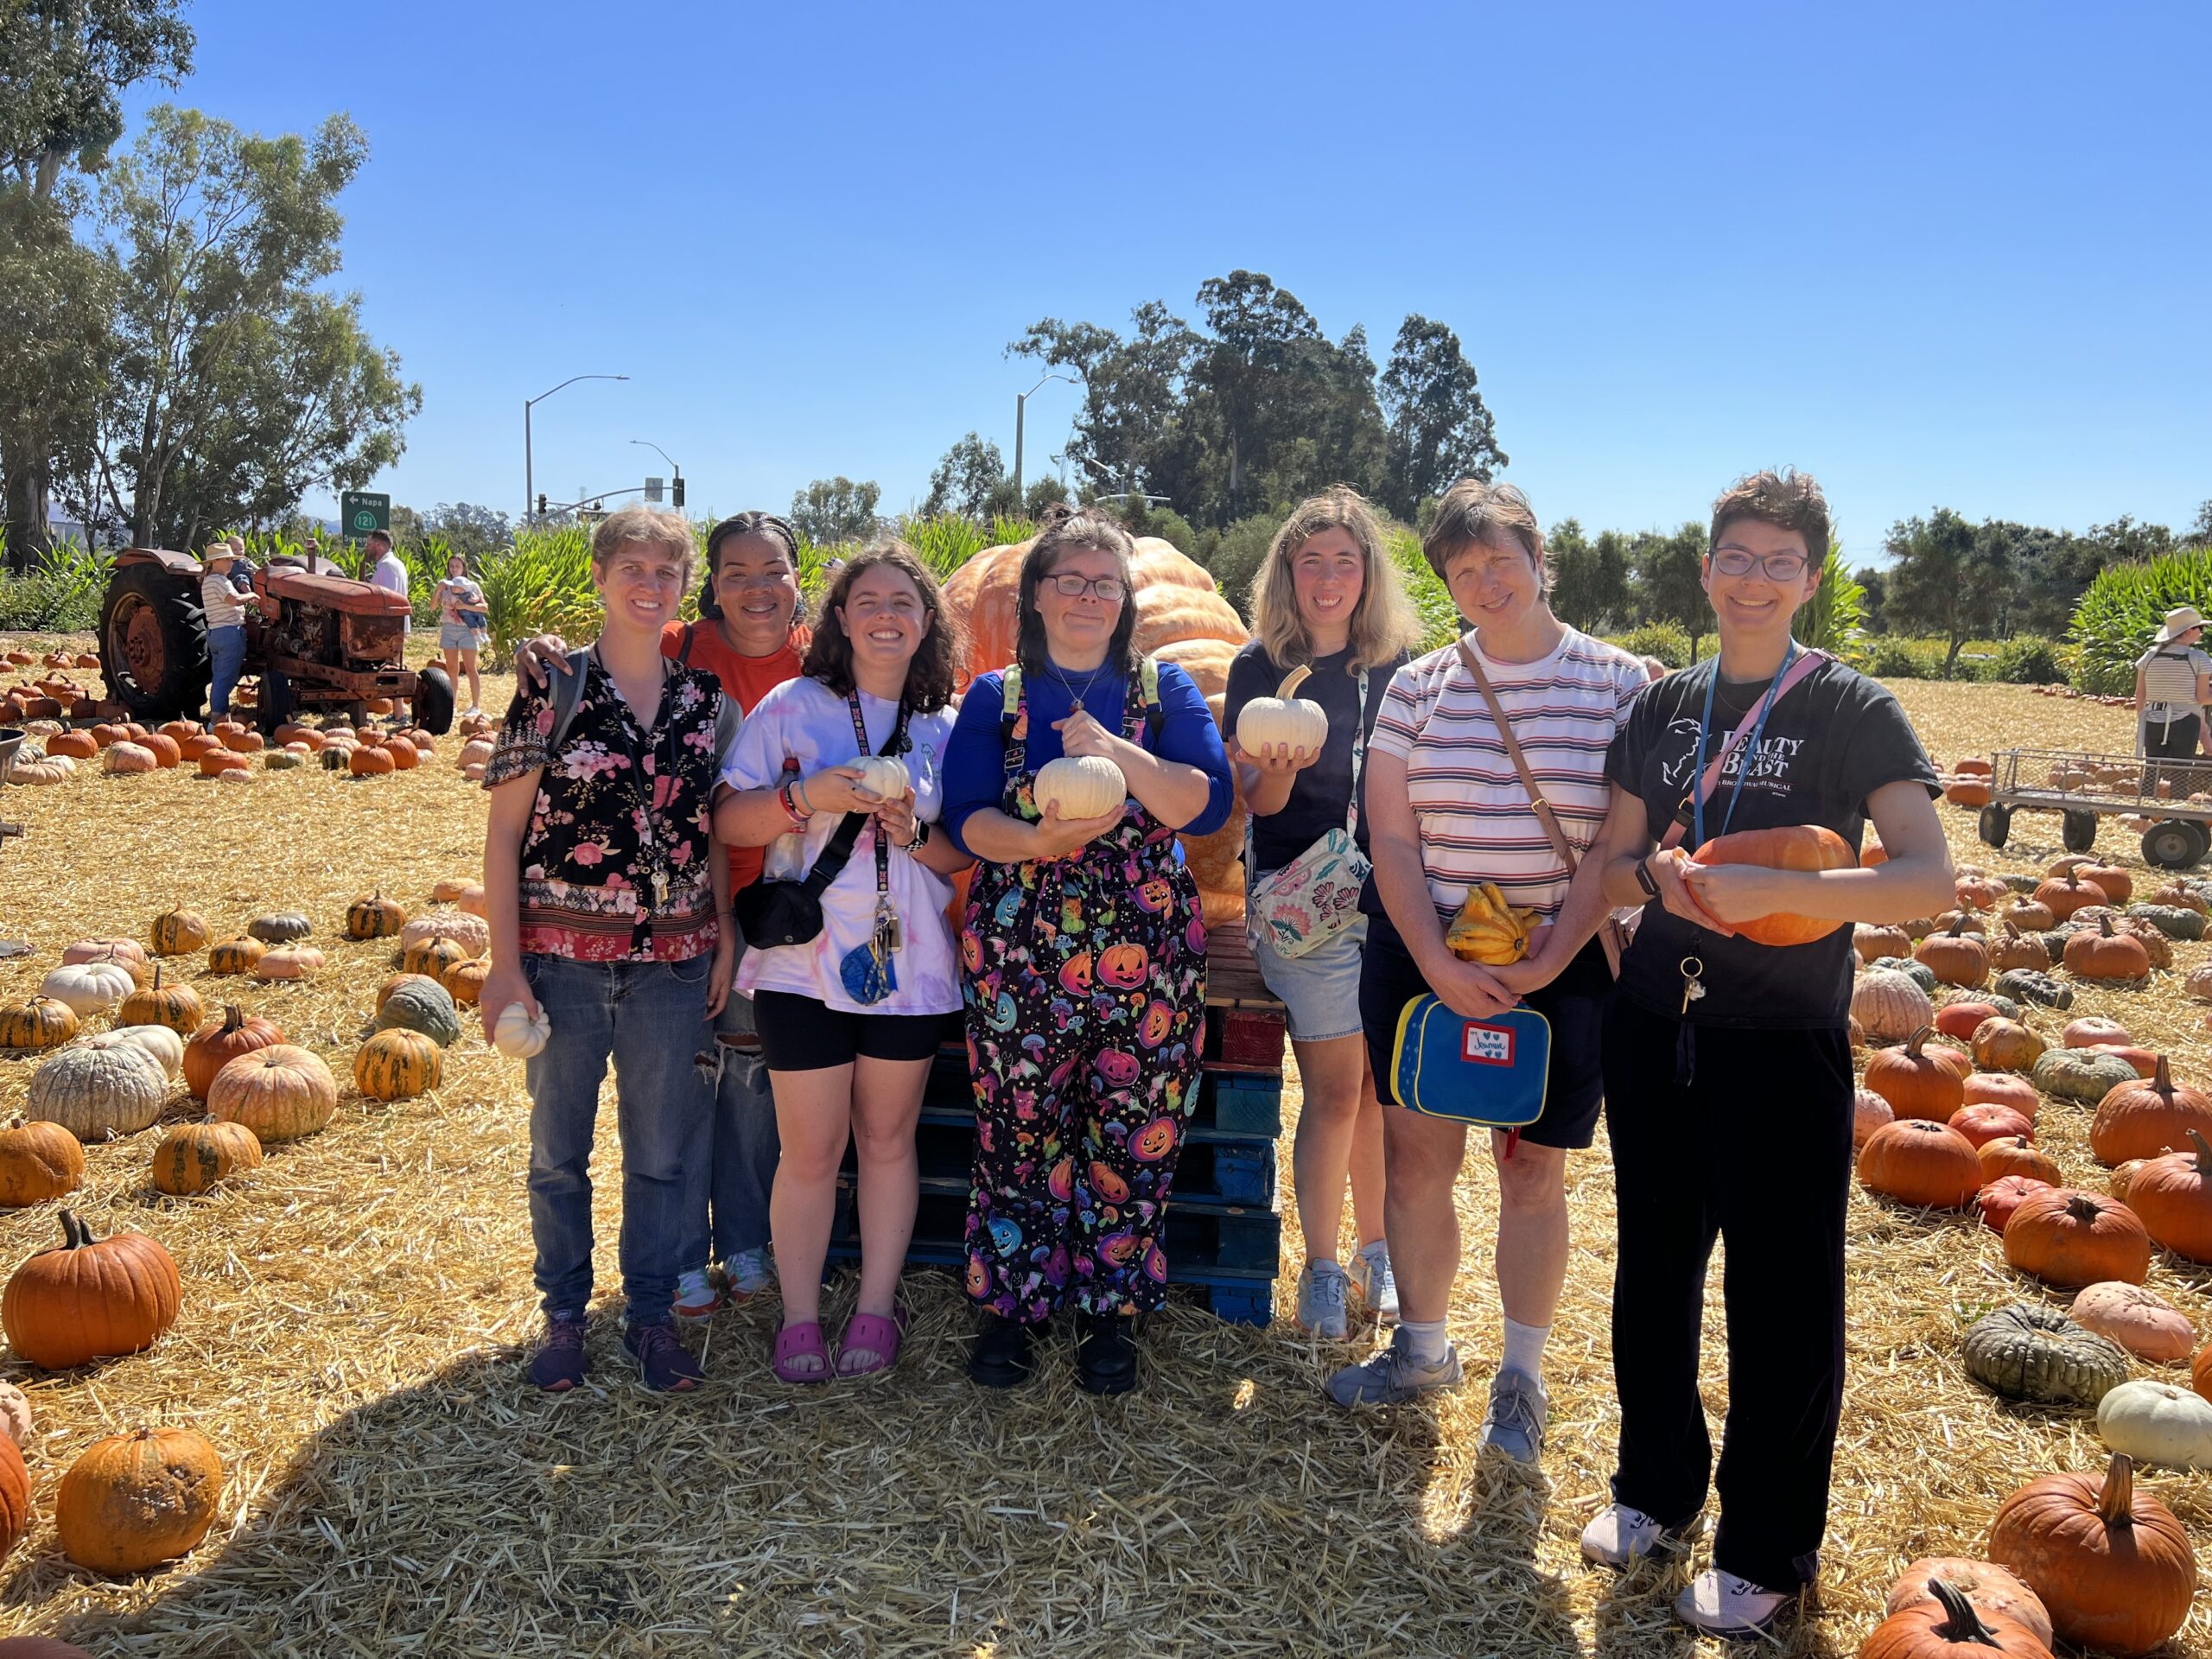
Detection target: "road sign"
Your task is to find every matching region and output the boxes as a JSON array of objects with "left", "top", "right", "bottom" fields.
[
  {"left": 645, "top": 476, "right": 664, "bottom": 504},
  {"left": 340, "top": 491, "right": 391, "bottom": 537}
]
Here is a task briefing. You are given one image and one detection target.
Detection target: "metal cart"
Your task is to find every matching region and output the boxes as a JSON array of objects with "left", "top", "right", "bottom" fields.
[{"left": 1977, "top": 747, "right": 2212, "bottom": 868}]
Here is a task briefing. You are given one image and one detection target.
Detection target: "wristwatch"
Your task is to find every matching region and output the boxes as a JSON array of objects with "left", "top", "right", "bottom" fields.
[
  {"left": 904, "top": 819, "right": 931, "bottom": 852},
  {"left": 1633, "top": 855, "right": 1661, "bottom": 899}
]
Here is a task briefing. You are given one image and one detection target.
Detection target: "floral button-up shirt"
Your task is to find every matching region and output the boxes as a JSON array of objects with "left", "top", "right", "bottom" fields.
[{"left": 482, "top": 656, "right": 727, "bottom": 962}]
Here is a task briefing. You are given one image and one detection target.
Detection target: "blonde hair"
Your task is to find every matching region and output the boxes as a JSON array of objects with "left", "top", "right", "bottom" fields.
[
  {"left": 1250, "top": 486, "right": 1422, "bottom": 672},
  {"left": 1422, "top": 478, "right": 1548, "bottom": 594},
  {"left": 589, "top": 505, "right": 696, "bottom": 593}
]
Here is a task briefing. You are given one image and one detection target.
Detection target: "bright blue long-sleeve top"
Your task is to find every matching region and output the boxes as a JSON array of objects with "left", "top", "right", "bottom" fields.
[{"left": 941, "top": 656, "right": 1234, "bottom": 855}]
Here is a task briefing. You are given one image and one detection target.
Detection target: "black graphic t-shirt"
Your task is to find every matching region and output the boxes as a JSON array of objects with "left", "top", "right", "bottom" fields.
[
  {"left": 1224, "top": 641, "right": 1407, "bottom": 877},
  {"left": 1605, "top": 656, "right": 1939, "bottom": 1029}
]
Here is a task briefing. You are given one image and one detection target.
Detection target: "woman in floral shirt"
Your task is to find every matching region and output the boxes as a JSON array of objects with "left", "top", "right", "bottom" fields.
[{"left": 480, "top": 505, "right": 736, "bottom": 1395}]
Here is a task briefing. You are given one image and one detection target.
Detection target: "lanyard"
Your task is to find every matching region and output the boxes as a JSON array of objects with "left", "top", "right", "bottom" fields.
[
  {"left": 1691, "top": 640, "right": 1796, "bottom": 849},
  {"left": 846, "top": 690, "right": 907, "bottom": 901},
  {"left": 1344, "top": 666, "right": 1370, "bottom": 836}
]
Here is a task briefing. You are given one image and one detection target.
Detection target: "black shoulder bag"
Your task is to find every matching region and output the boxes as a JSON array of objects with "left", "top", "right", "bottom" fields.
[{"left": 733, "top": 697, "right": 908, "bottom": 949}]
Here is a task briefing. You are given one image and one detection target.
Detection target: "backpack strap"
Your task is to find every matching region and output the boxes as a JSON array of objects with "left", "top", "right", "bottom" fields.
[
  {"left": 1139, "top": 655, "right": 1164, "bottom": 748},
  {"left": 676, "top": 621, "right": 699, "bottom": 667},
  {"left": 710, "top": 690, "right": 742, "bottom": 766},
  {"left": 545, "top": 647, "right": 593, "bottom": 755},
  {"left": 998, "top": 664, "right": 1025, "bottom": 745}
]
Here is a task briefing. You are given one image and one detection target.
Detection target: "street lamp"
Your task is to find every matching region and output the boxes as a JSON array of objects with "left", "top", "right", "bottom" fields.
[
  {"left": 524, "top": 373, "right": 629, "bottom": 524},
  {"left": 1014, "top": 372, "right": 1073, "bottom": 506},
  {"left": 629, "top": 439, "right": 683, "bottom": 510}
]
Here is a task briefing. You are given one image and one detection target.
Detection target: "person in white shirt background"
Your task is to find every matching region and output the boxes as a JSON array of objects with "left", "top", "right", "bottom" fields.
[
  {"left": 2133, "top": 604, "right": 2212, "bottom": 789},
  {"left": 199, "top": 543, "right": 250, "bottom": 721},
  {"left": 364, "top": 529, "right": 413, "bottom": 721}
]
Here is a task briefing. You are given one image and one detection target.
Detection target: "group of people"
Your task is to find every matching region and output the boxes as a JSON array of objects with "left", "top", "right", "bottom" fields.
[{"left": 477, "top": 467, "right": 1955, "bottom": 1636}]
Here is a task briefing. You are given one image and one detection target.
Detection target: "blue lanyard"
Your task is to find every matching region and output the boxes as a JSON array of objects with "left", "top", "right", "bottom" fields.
[{"left": 1691, "top": 640, "right": 1796, "bottom": 849}]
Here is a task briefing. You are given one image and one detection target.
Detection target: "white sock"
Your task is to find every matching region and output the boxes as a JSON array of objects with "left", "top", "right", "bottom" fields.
[
  {"left": 1400, "top": 1318, "right": 1451, "bottom": 1365},
  {"left": 1500, "top": 1315, "right": 1549, "bottom": 1385}
]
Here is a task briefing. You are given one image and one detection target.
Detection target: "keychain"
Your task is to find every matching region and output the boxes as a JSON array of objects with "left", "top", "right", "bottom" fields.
[{"left": 1678, "top": 956, "right": 1706, "bottom": 1016}]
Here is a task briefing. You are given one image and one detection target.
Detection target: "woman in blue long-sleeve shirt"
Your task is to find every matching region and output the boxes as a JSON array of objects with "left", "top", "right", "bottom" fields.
[{"left": 940, "top": 513, "right": 1231, "bottom": 1395}]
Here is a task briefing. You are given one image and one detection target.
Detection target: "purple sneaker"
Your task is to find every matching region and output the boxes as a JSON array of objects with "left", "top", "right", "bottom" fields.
[
  {"left": 624, "top": 1320, "right": 704, "bottom": 1392},
  {"left": 529, "top": 1312, "right": 588, "bottom": 1393}
]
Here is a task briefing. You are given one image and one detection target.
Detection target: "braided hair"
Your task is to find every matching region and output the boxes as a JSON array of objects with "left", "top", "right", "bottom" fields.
[{"left": 702, "top": 511, "right": 805, "bottom": 625}]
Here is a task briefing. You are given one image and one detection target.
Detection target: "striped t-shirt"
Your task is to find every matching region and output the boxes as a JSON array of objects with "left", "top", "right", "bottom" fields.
[{"left": 1369, "top": 627, "right": 1647, "bottom": 924}]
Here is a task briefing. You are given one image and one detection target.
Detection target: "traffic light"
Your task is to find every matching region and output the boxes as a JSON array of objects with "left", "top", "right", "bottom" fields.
[
  {"left": 537, "top": 493, "right": 548, "bottom": 518},
  {"left": 671, "top": 475, "right": 685, "bottom": 509}
]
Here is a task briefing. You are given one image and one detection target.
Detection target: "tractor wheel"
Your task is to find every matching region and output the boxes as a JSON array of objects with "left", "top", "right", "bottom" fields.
[
  {"left": 2143, "top": 818, "right": 2209, "bottom": 871},
  {"left": 2061, "top": 809, "right": 2100, "bottom": 853},
  {"left": 412, "top": 664, "right": 455, "bottom": 735},
  {"left": 1977, "top": 804, "right": 2012, "bottom": 849},
  {"left": 98, "top": 563, "right": 208, "bottom": 722},
  {"left": 255, "top": 664, "right": 294, "bottom": 738}
]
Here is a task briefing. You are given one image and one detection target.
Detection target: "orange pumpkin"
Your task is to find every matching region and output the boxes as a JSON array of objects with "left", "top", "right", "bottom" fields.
[
  {"left": 1857, "top": 1119, "right": 1984, "bottom": 1208},
  {"left": 149, "top": 1120, "right": 263, "bottom": 1195},
  {"left": 1978, "top": 1174, "right": 2055, "bottom": 1235},
  {"left": 1950, "top": 1102, "right": 2035, "bottom": 1148},
  {"left": 182, "top": 1006, "right": 285, "bottom": 1102},
  {"left": 0, "top": 1122, "right": 85, "bottom": 1208},
  {"left": 1686, "top": 825, "right": 1854, "bottom": 946},
  {"left": 1963, "top": 1072, "right": 2040, "bottom": 1117},
  {"left": 383, "top": 734, "right": 420, "bottom": 770},
  {"left": 56, "top": 1426, "right": 222, "bottom": 1574},
  {"left": 44, "top": 730, "right": 95, "bottom": 760},
  {"left": 2063, "top": 916, "right": 2148, "bottom": 982},
  {"left": 2089, "top": 1056, "right": 2212, "bottom": 1165},
  {"left": 2120, "top": 1128, "right": 2212, "bottom": 1262},
  {"left": 1980, "top": 1135, "right": 2062, "bottom": 1186},
  {"left": 1987, "top": 1453, "right": 2195, "bottom": 1657},
  {"left": 1864, "top": 1026, "right": 1972, "bottom": 1121},
  {"left": 348, "top": 745, "right": 396, "bottom": 778},
  {"left": 1933, "top": 1000, "right": 2002, "bottom": 1042},
  {"left": 1861, "top": 1574, "right": 2053, "bottom": 1659},
  {"left": 1916, "top": 918, "right": 1990, "bottom": 988},
  {"left": 0, "top": 1210, "right": 181, "bottom": 1368},
  {"left": 2002, "top": 1187, "right": 2151, "bottom": 1287},
  {"left": 2032, "top": 872, "right": 2108, "bottom": 921}
]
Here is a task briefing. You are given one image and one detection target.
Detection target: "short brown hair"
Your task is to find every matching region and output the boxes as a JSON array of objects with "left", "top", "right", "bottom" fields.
[
  {"left": 802, "top": 540, "right": 957, "bottom": 713},
  {"left": 1017, "top": 512, "right": 1139, "bottom": 680},
  {"left": 589, "top": 505, "right": 696, "bottom": 593},
  {"left": 1710, "top": 469, "right": 1830, "bottom": 563},
  {"left": 1421, "top": 479, "right": 1547, "bottom": 593}
]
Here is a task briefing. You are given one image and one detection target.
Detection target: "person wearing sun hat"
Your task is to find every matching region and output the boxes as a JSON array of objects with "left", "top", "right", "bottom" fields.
[
  {"left": 199, "top": 543, "right": 249, "bottom": 721},
  {"left": 2134, "top": 606, "right": 2212, "bottom": 785}
]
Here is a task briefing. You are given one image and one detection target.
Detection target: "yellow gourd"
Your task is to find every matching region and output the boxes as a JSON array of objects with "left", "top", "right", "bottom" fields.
[
  {"left": 1446, "top": 881, "right": 1540, "bottom": 965},
  {"left": 1234, "top": 664, "right": 1329, "bottom": 757}
]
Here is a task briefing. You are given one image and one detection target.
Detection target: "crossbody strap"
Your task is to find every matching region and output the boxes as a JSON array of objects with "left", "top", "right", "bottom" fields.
[
  {"left": 1655, "top": 647, "right": 1827, "bottom": 850},
  {"left": 1456, "top": 635, "right": 1621, "bottom": 976}
]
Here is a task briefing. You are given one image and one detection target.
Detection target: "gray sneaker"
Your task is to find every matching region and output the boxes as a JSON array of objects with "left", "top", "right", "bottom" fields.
[
  {"left": 1478, "top": 1369, "right": 1548, "bottom": 1463},
  {"left": 1295, "top": 1261, "right": 1351, "bottom": 1340},
  {"left": 1325, "top": 1326, "right": 1464, "bottom": 1407},
  {"left": 1347, "top": 1240, "right": 1399, "bottom": 1322}
]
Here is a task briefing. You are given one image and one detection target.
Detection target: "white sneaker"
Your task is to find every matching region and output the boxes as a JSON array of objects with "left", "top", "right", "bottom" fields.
[
  {"left": 723, "top": 1245, "right": 776, "bottom": 1300},
  {"left": 1348, "top": 1240, "right": 1398, "bottom": 1322},
  {"left": 1580, "top": 1502, "right": 1688, "bottom": 1568},
  {"left": 1295, "top": 1261, "right": 1351, "bottom": 1339},
  {"left": 1674, "top": 1570, "right": 1793, "bottom": 1634},
  {"left": 672, "top": 1268, "right": 723, "bottom": 1320}
]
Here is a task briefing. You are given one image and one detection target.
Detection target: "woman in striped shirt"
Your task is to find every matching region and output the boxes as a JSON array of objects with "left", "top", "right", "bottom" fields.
[{"left": 1325, "top": 480, "right": 1645, "bottom": 1468}]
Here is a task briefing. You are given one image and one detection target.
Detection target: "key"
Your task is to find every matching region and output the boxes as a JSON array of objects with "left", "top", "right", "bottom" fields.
[
  {"left": 883, "top": 912, "right": 903, "bottom": 952},
  {"left": 1678, "top": 956, "right": 1706, "bottom": 1016}
]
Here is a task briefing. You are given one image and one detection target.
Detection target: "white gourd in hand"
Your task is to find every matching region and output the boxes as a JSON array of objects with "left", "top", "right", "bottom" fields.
[
  {"left": 493, "top": 1001, "right": 551, "bottom": 1059},
  {"left": 852, "top": 756, "right": 910, "bottom": 799},
  {"left": 1034, "top": 755, "right": 1127, "bottom": 819},
  {"left": 1235, "top": 664, "right": 1330, "bottom": 756}
]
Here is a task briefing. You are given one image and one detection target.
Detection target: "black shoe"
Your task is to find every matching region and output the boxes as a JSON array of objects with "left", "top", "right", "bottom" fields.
[
  {"left": 1073, "top": 1311, "right": 1138, "bottom": 1395},
  {"left": 968, "top": 1312, "right": 1038, "bottom": 1389}
]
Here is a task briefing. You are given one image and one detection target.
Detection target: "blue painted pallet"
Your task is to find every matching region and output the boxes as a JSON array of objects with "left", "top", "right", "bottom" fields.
[
  {"left": 831, "top": 1186, "right": 1282, "bottom": 1280},
  {"left": 859, "top": 1117, "right": 1277, "bottom": 1208}
]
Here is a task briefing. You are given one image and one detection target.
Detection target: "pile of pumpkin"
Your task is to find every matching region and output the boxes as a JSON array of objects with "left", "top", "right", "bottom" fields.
[
  {"left": 0, "top": 647, "right": 100, "bottom": 724},
  {"left": 11, "top": 709, "right": 448, "bottom": 785},
  {"left": 453, "top": 710, "right": 496, "bottom": 781}
]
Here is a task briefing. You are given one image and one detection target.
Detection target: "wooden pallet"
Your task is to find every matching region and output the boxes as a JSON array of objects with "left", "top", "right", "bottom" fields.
[{"left": 853, "top": 1117, "right": 1277, "bottom": 1209}]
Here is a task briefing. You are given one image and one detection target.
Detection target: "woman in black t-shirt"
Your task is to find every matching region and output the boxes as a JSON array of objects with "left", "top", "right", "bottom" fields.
[
  {"left": 1221, "top": 488, "right": 1420, "bottom": 1344},
  {"left": 1568, "top": 472, "right": 1954, "bottom": 1637}
]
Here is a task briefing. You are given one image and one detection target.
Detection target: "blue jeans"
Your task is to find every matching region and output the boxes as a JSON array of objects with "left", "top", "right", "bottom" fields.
[
  {"left": 691, "top": 957, "right": 780, "bottom": 1267},
  {"left": 207, "top": 625, "right": 246, "bottom": 719},
  {"left": 522, "top": 953, "right": 716, "bottom": 1325}
]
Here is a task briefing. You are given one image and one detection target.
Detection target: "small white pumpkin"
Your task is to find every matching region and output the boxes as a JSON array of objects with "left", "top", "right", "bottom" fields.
[
  {"left": 2095, "top": 1378, "right": 2212, "bottom": 1470},
  {"left": 1235, "top": 664, "right": 1330, "bottom": 757},
  {"left": 39, "top": 958, "right": 137, "bottom": 1016},
  {"left": 1033, "top": 754, "right": 1127, "bottom": 820},
  {"left": 852, "top": 755, "right": 910, "bottom": 799},
  {"left": 79, "top": 1023, "right": 186, "bottom": 1080},
  {"left": 493, "top": 1001, "right": 551, "bottom": 1059}
]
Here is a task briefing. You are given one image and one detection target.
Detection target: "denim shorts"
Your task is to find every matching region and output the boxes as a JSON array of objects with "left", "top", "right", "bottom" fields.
[
  {"left": 1250, "top": 913, "right": 1368, "bottom": 1043},
  {"left": 439, "top": 620, "right": 486, "bottom": 652}
]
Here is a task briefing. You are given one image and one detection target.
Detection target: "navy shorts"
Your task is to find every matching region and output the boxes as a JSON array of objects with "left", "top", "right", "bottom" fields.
[{"left": 1358, "top": 916, "right": 1611, "bottom": 1150}]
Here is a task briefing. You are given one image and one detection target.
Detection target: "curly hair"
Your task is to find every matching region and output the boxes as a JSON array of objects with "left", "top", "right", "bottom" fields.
[
  {"left": 1709, "top": 469, "right": 1830, "bottom": 563},
  {"left": 801, "top": 539, "right": 957, "bottom": 712}
]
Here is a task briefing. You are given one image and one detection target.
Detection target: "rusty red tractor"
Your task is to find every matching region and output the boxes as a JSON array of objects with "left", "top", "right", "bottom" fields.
[{"left": 97, "top": 549, "right": 454, "bottom": 734}]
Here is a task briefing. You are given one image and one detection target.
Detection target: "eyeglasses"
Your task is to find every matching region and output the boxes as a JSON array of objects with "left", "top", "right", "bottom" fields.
[
  {"left": 1046, "top": 574, "right": 1126, "bottom": 602},
  {"left": 1709, "top": 549, "right": 1808, "bottom": 581}
]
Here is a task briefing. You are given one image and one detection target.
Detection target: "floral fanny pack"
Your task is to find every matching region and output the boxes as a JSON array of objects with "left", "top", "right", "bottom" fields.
[{"left": 1248, "top": 668, "right": 1370, "bottom": 959}]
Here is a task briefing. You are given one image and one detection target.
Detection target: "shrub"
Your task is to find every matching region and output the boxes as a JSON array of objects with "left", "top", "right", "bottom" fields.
[
  {"left": 1612, "top": 621, "right": 1693, "bottom": 671},
  {"left": 2066, "top": 546, "right": 2212, "bottom": 695},
  {"left": 1866, "top": 637, "right": 1935, "bottom": 679},
  {"left": 0, "top": 538, "right": 111, "bottom": 632},
  {"left": 1987, "top": 636, "right": 2067, "bottom": 683},
  {"left": 1385, "top": 526, "right": 1460, "bottom": 652}
]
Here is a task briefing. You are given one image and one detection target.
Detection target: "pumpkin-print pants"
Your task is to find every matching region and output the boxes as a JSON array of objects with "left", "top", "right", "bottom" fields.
[
  {"left": 961, "top": 854, "right": 1207, "bottom": 1320},
  {"left": 1599, "top": 996, "right": 1853, "bottom": 1592}
]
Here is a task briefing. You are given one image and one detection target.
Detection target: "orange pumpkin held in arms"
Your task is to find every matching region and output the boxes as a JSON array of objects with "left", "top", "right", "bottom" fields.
[{"left": 1689, "top": 824, "right": 1856, "bottom": 946}]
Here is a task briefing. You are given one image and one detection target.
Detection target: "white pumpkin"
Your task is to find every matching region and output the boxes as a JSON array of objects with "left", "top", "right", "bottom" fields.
[
  {"left": 39, "top": 959, "right": 137, "bottom": 1016},
  {"left": 2095, "top": 1378, "right": 2212, "bottom": 1470},
  {"left": 79, "top": 1023, "right": 186, "bottom": 1080},
  {"left": 1235, "top": 664, "right": 1330, "bottom": 757},
  {"left": 25, "top": 1040, "right": 168, "bottom": 1140},
  {"left": 852, "top": 755, "right": 910, "bottom": 799},
  {"left": 399, "top": 909, "right": 490, "bottom": 959},
  {"left": 1033, "top": 754, "right": 1127, "bottom": 820},
  {"left": 493, "top": 1001, "right": 550, "bottom": 1059}
]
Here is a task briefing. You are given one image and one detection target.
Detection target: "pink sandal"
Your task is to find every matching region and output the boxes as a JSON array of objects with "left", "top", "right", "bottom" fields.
[
  {"left": 772, "top": 1320, "right": 830, "bottom": 1384},
  {"left": 835, "top": 1311, "right": 906, "bottom": 1378}
]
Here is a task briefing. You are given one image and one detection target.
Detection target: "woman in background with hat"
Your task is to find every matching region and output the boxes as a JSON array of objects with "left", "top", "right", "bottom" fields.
[
  {"left": 199, "top": 543, "right": 249, "bottom": 721},
  {"left": 2134, "top": 606, "right": 2211, "bottom": 784}
]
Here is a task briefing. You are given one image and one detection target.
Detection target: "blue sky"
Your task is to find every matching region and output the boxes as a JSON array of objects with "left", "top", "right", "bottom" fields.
[{"left": 130, "top": 2, "right": 2209, "bottom": 561}]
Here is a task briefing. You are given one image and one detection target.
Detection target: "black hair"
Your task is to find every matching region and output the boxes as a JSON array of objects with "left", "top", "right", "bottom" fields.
[
  {"left": 701, "top": 511, "right": 804, "bottom": 626},
  {"left": 1014, "top": 513, "right": 1139, "bottom": 683}
]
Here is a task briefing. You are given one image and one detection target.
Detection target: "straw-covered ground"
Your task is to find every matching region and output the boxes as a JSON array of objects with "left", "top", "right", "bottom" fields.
[{"left": 0, "top": 655, "right": 2202, "bottom": 1657}]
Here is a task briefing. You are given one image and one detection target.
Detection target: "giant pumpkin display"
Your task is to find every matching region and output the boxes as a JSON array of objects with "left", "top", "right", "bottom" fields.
[
  {"left": 1, "top": 1210, "right": 180, "bottom": 1368},
  {"left": 55, "top": 1426, "right": 223, "bottom": 1574},
  {"left": 1686, "top": 825, "right": 1854, "bottom": 946},
  {"left": 1987, "top": 1453, "right": 2195, "bottom": 1656}
]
